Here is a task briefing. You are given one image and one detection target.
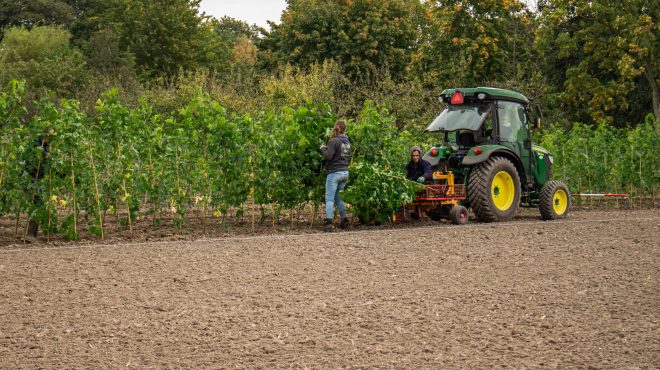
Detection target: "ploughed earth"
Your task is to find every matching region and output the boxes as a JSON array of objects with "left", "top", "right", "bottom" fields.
[{"left": 0, "top": 208, "right": 658, "bottom": 368}]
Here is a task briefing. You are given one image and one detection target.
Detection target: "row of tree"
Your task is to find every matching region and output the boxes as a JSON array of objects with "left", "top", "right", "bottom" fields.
[
  {"left": 0, "top": 81, "right": 419, "bottom": 240},
  {"left": 0, "top": 0, "right": 657, "bottom": 128},
  {"left": 2, "top": 80, "right": 656, "bottom": 241}
]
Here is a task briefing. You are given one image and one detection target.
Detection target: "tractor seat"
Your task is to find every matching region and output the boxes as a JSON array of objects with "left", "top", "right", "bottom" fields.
[
  {"left": 457, "top": 129, "right": 487, "bottom": 147},
  {"left": 457, "top": 131, "right": 476, "bottom": 147}
]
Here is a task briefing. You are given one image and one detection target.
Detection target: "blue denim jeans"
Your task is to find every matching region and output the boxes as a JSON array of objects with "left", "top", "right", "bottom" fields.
[{"left": 325, "top": 170, "right": 349, "bottom": 219}]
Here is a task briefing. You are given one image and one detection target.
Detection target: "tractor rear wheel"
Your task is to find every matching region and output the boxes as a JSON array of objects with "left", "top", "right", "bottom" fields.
[
  {"left": 468, "top": 157, "right": 521, "bottom": 222},
  {"left": 539, "top": 180, "right": 570, "bottom": 220}
]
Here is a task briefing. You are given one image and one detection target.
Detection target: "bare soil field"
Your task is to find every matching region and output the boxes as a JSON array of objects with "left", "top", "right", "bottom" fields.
[{"left": 0, "top": 208, "right": 658, "bottom": 368}]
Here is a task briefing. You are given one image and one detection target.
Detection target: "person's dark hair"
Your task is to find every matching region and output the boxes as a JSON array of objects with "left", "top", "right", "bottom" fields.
[{"left": 331, "top": 120, "right": 346, "bottom": 138}]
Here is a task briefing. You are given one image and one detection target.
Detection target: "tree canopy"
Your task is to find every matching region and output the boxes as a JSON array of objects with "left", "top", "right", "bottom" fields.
[
  {"left": 0, "top": 0, "right": 657, "bottom": 128},
  {"left": 0, "top": 0, "right": 76, "bottom": 31},
  {"left": 536, "top": 0, "right": 659, "bottom": 125},
  {"left": 413, "top": 0, "right": 536, "bottom": 87},
  {"left": 0, "top": 26, "right": 87, "bottom": 97},
  {"left": 259, "top": 0, "right": 419, "bottom": 82}
]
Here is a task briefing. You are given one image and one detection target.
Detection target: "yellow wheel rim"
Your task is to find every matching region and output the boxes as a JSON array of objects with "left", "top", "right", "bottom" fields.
[
  {"left": 491, "top": 171, "right": 515, "bottom": 211},
  {"left": 553, "top": 189, "right": 568, "bottom": 215}
]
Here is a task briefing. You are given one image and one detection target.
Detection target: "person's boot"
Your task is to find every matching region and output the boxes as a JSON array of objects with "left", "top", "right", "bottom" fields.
[
  {"left": 323, "top": 218, "right": 334, "bottom": 232},
  {"left": 340, "top": 217, "right": 350, "bottom": 230},
  {"left": 26, "top": 220, "right": 39, "bottom": 242}
]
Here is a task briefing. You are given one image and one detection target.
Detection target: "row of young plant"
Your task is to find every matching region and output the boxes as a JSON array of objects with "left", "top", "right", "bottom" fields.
[
  {"left": 0, "top": 81, "right": 419, "bottom": 240},
  {"left": 540, "top": 115, "right": 658, "bottom": 197},
  {"left": 1, "top": 80, "right": 657, "bottom": 240}
]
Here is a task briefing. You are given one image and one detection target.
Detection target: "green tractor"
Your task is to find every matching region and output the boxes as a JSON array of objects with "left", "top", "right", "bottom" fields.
[{"left": 417, "top": 87, "right": 570, "bottom": 223}]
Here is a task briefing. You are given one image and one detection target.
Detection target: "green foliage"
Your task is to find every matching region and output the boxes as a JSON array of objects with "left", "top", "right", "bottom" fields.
[
  {"left": 343, "top": 101, "right": 419, "bottom": 223},
  {"left": 177, "top": 90, "right": 249, "bottom": 214},
  {"left": 0, "top": 0, "right": 656, "bottom": 134},
  {"left": 1, "top": 78, "right": 658, "bottom": 239},
  {"left": 0, "top": 0, "right": 76, "bottom": 32},
  {"left": 83, "top": 27, "right": 134, "bottom": 74},
  {"left": 214, "top": 16, "right": 261, "bottom": 44},
  {"left": 259, "top": 0, "right": 419, "bottom": 82},
  {"left": 0, "top": 81, "right": 29, "bottom": 216},
  {"left": 414, "top": 0, "right": 536, "bottom": 87},
  {"left": 74, "top": 27, "right": 141, "bottom": 111},
  {"left": 261, "top": 61, "right": 344, "bottom": 111},
  {"left": 343, "top": 162, "right": 421, "bottom": 224},
  {"left": 103, "top": 0, "right": 231, "bottom": 78},
  {"left": 253, "top": 104, "right": 336, "bottom": 208},
  {"left": 536, "top": 0, "right": 659, "bottom": 125},
  {"left": 0, "top": 26, "right": 88, "bottom": 97},
  {"left": 540, "top": 115, "right": 659, "bottom": 196},
  {"left": 142, "top": 69, "right": 261, "bottom": 116},
  {"left": 350, "top": 100, "right": 412, "bottom": 168}
]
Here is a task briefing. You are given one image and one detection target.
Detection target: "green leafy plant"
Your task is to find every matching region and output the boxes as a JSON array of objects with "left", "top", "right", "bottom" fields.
[{"left": 343, "top": 162, "right": 421, "bottom": 224}]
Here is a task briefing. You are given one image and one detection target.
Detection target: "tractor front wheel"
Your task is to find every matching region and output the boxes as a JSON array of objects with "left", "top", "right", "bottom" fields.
[
  {"left": 539, "top": 181, "right": 570, "bottom": 220},
  {"left": 468, "top": 157, "right": 521, "bottom": 222}
]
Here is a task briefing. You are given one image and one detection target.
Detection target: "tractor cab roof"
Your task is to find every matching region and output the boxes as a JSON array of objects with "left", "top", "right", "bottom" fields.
[{"left": 440, "top": 87, "right": 530, "bottom": 105}]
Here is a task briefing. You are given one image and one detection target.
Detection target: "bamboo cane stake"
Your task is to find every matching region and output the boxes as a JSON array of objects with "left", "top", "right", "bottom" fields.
[
  {"left": 70, "top": 154, "right": 77, "bottom": 239},
  {"left": 250, "top": 150, "right": 255, "bottom": 233},
  {"left": 47, "top": 169, "right": 52, "bottom": 242},
  {"left": 23, "top": 142, "right": 45, "bottom": 243},
  {"left": 147, "top": 149, "right": 158, "bottom": 227},
  {"left": 119, "top": 143, "right": 133, "bottom": 235},
  {"left": 175, "top": 145, "right": 184, "bottom": 232},
  {"left": 14, "top": 211, "right": 20, "bottom": 238},
  {"left": 87, "top": 144, "right": 103, "bottom": 239}
]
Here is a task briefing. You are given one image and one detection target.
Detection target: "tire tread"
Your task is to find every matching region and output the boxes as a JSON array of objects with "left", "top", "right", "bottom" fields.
[
  {"left": 468, "top": 156, "right": 520, "bottom": 222},
  {"left": 539, "top": 180, "right": 570, "bottom": 220}
]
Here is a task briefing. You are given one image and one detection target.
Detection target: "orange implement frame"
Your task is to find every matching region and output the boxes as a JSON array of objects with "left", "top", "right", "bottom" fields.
[
  {"left": 415, "top": 171, "right": 466, "bottom": 206},
  {"left": 415, "top": 184, "right": 466, "bottom": 203},
  {"left": 395, "top": 171, "right": 466, "bottom": 222}
]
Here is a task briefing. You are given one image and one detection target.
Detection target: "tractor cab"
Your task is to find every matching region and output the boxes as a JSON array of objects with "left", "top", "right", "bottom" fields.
[{"left": 410, "top": 87, "right": 570, "bottom": 224}]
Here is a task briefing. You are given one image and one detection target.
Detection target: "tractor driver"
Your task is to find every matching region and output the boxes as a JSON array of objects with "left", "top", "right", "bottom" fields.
[{"left": 406, "top": 146, "right": 433, "bottom": 184}]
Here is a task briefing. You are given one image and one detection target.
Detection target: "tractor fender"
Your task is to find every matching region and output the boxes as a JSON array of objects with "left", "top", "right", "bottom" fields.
[
  {"left": 462, "top": 148, "right": 526, "bottom": 185},
  {"left": 423, "top": 153, "right": 442, "bottom": 167},
  {"left": 461, "top": 148, "right": 515, "bottom": 166}
]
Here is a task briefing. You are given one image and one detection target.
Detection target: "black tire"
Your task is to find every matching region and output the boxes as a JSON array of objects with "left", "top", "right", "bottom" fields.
[
  {"left": 427, "top": 206, "right": 449, "bottom": 221},
  {"left": 539, "top": 181, "right": 570, "bottom": 220},
  {"left": 449, "top": 205, "right": 469, "bottom": 225},
  {"left": 468, "top": 157, "right": 521, "bottom": 222}
]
